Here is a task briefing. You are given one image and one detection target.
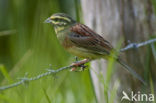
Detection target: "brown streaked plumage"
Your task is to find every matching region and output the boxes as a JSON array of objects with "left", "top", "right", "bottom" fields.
[
  {"left": 70, "top": 23, "right": 113, "bottom": 54},
  {"left": 45, "top": 13, "right": 146, "bottom": 85},
  {"left": 64, "top": 23, "right": 114, "bottom": 59}
]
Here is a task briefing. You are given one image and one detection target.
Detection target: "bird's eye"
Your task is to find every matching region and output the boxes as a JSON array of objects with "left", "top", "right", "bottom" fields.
[{"left": 55, "top": 18, "right": 59, "bottom": 21}]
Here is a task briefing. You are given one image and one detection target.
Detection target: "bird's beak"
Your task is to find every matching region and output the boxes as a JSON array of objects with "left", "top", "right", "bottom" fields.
[{"left": 44, "top": 17, "right": 52, "bottom": 23}]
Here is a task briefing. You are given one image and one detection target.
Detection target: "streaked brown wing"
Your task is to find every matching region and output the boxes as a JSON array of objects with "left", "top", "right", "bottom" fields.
[{"left": 69, "top": 23, "right": 113, "bottom": 55}]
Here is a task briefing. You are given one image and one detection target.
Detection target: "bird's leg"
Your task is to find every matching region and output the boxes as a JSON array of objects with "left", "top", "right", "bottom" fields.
[
  {"left": 70, "top": 59, "right": 90, "bottom": 71},
  {"left": 72, "top": 59, "right": 90, "bottom": 66},
  {"left": 70, "top": 56, "right": 79, "bottom": 71}
]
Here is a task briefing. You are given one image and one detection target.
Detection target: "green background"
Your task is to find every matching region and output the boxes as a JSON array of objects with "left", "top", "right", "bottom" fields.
[{"left": 0, "top": 0, "right": 96, "bottom": 102}]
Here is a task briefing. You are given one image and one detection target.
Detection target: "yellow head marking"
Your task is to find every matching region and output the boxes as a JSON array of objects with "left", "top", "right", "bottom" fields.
[
  {"left": 51, "top": 21, "right": 67, "bottom": 25},
  {"left": 55, "top": 26, "right": 65, "bottom": 34},
  {"left": 45, "top": 13, "right": 76, "bottom": 28},
  {"left": 50, "top": 16, "right": 71, "bottom": 22}
]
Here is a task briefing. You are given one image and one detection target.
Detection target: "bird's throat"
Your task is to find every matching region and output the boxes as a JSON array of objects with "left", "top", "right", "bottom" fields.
[{"left": 54, "top": 26, "right": 66, "bottom": 34}]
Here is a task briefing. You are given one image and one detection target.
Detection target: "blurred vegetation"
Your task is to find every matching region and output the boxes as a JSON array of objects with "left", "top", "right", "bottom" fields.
[{"left": 0, "top": 0, "right": 96, "bottom": 103}]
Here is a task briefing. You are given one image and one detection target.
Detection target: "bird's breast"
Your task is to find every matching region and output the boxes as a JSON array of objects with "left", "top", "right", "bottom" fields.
[{"left": 56, "top": 30, "right": 73, "bottom": 48}]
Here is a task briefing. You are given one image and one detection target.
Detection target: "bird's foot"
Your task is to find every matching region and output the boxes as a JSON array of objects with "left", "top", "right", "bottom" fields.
[
  {"left": 71, "top": 59, "right": 90, "bottom": 66},
  {"left": 70, "top": 59, "right": 90, "bottom": 72},
  {"left": 70, "top": 64, "right": 88, "bottom": 72}
]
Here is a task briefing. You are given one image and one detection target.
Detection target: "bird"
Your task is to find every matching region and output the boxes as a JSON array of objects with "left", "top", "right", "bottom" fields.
[{"left": 45, "top": 13, "right": 145, "bottom": 84}]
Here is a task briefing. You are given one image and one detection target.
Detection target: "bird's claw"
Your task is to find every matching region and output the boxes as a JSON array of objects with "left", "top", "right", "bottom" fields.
[
  {"left": 70, "top": 64, "right": 87, "bottom": 72},
  {"left": 70, "top": 59, "right": 90, "bottom": 72}
]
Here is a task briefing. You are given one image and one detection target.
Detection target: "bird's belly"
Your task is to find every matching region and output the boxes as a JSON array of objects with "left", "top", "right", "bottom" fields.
[{"left": 66, "top": 46, "right": 104, "bottom": 59}]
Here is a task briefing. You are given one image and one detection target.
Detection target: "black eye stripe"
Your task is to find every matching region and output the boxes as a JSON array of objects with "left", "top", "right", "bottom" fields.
[
  {"left": 53, "top": 18, "right": 70, "bottom": 23},
  {"left": 53, "top": 18, "right": 59, "bottom": 21}
]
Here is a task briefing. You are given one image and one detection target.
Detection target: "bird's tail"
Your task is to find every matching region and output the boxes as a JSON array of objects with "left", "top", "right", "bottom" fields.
[{"left": 117, "top": 58, "right": 146, "bottom": 85}]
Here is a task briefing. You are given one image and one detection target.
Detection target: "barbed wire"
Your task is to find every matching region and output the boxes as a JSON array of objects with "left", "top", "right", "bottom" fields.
[
  {"left": 0, "top": 65, "right": 74, "bottom": 91},
  {"left": 120, "top": 38, "right": 156, "bottom": 52},
  {"left": 0, "top": 38, "right": 156, "bottom": 91}
]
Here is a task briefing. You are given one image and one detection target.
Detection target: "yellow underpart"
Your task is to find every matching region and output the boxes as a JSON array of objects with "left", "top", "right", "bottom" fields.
[
  {"left": 51, "top": 16, "right": 71, "bottom": 22},
  {"left": 66, "top": 46, "right": 108, "bottom": 60}
]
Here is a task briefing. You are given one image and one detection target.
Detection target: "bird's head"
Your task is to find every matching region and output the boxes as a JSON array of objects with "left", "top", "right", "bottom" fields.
[{"left": 45, "top": 13, "right": 76, "bottom": 28}]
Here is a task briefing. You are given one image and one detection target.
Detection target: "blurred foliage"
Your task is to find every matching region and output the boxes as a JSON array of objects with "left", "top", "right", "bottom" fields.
[{"left": 0, "top": 0, "right": 96, "bottom": 103}]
